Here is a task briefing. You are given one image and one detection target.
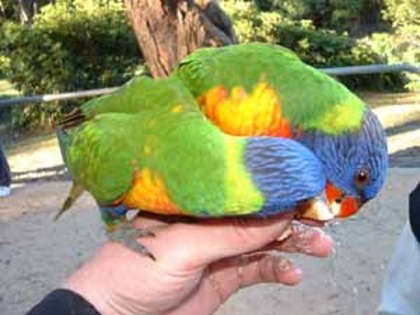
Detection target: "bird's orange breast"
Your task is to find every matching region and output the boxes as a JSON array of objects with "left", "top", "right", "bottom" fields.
[{"left": 197, "top": 83, "right": 292, "bottom": 138}]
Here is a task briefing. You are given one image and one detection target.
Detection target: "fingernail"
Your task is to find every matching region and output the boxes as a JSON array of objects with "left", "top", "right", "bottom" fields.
[
  {"left": 277, "top": 258, "right": 292, "bottom": 271},
  {"left": 291, "top": 222, "right": 319, "bottom": 253},
  {"left": 291, "top": 221, "right": 305, "bottom": 233},
  {"left": 291, "top": 221, "right": 316, "bottom": 240},
  {"left": 294, "top": 268, "right": 304, "bottom": 280}
]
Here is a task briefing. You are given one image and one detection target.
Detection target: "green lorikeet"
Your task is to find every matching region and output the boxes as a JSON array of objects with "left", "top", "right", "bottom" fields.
[
  {"left": 57, "top": 43, "right": 388, "bottom": 255},
  {"left": 58, "top": 76, "right": 326, "bottom": 222}
]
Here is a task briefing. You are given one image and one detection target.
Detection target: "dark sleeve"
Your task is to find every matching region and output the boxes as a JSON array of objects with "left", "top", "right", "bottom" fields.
[
  {"left": 26, "top": 289, "right": 101, "bottom": 315},
  {"left": 409, "top": 182, "right": 420, "bottom": 244}
]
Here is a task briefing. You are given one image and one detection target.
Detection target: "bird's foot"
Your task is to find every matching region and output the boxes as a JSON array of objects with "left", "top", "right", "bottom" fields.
[{"left": 108, "top": 224, "right": 156, "bottom": 260}]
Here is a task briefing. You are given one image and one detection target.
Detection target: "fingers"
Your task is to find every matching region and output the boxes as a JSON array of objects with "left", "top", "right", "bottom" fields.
[
  {"left": 205, "top": 253, "right": 302, "bottom": 304},
  {"left": 137, "top": 212, "right": 296, "bottom": 270},
  {"left": 199, "top": 224, "right": 334, "bottom": 308},
  {"left": 221, "top": 253, "right": 302, "bottom": 287},
  {"left": 165, "top": 253, "right": 303, "bottom": 315},
  {"left": 264, "top": 221, "right": 334, "bottom": 257}
]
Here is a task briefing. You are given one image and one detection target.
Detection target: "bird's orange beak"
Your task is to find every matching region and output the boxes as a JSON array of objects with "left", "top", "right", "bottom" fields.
[{"left": 325, "top": 182, "right": 361, "bottom": 218}]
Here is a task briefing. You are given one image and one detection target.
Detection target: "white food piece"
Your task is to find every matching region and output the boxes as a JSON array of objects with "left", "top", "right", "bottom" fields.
[
  {"left": 277, "top": 225, "right": 292, "bottom": 241},
  {"left": 301, "top": 197, "right": 334, "bottom": 221}
]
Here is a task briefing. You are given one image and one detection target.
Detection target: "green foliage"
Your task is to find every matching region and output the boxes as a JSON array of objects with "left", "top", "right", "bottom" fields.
[
  {"left": 383, "top": 0, "right": 420, "bottom": 27},
  {"left": 221, "top": 0, "right": 404, "bottom": 90},
  {"left": 223, "top": 2, "right": 345, "bottom": 63},
  {"left": 0, "top": 0, "right": 141, "bottom": 129},
  {"left": 275, "top": 21, "right": 355, "bottom": 67},
  {"left": 222, "top": 2, "right": 284, "bottom": 43},
  {"left": 0, "top": 0, "right": 17, "bottom": 22},
  {"left": 380, "top": 0, "right": 420, "bottom": 90},
  {"left": 251, "top": 0, "right": 385, "bottom": 36},
  {"left": 0, "top": 55, "right": 10, "bottom": 74}
]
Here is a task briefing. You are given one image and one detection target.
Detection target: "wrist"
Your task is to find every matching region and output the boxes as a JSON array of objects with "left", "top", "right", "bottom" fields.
[{"left": 64, "top": 265, "right": 114, "bottom": 315}]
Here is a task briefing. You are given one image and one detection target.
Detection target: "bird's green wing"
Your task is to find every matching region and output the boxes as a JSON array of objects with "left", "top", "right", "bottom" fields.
[
  {"left": 59, "top": 76, "right": 185, "bottom": 128},
  {"left": 173, "top": 42, "right": 365, "bottom": 135}
]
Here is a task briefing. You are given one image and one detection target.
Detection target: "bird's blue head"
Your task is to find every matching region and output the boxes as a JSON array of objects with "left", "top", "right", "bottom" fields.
[{"left": 298, "top": 108, "right": 388, "bottom": 217}]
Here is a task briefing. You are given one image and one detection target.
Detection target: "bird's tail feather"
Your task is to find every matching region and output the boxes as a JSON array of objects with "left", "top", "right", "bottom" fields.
[
  {"left": 56, "top": 126, "right": 70, "bottom": 167},
  {"left": 58, "top": 107, "right": 86, "bottom": 129},
  {"left": 54, "top": 183, "right": 85, "bottom": 221}
]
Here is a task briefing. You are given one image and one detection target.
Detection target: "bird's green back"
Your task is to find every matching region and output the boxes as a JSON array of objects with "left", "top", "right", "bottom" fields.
[
  {"left": 173, "top": 43, "right": 365, "bottom": 134},
  {"left": 81, "top": 76, "right": 189, "bottom": 116}
]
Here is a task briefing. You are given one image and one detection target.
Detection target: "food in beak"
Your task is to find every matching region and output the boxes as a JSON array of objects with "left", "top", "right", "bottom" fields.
[
  {"left": 277, "top": 196, "right": 333, "bottom": 241},
  {"left": 298, "top": 196, "right": 335, "bottom": 222}
]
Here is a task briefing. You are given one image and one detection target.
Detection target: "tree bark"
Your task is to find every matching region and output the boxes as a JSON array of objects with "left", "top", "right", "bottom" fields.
[
  {"left": 0, "top": 1, "right": 5, "bottom": 18},
  {"left": 123, "top": 0, "right": 237, "bottom": 78},
  {"left": 17, "top": 0, "right": 44, "bottom": 25}
]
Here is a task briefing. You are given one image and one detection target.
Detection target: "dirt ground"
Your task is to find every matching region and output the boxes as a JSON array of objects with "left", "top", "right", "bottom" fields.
[
  {"left": 0, "top": 102, "right": 419, "bottom": 315},
  {"left": 0, "top": 170, "right": 419, "bottom": 315}
]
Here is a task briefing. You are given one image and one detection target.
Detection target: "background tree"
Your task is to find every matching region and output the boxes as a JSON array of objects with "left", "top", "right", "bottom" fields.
[
  {"left": 0, "top": 0, "right": 417, "bottom": 130},
  {"left": 0, "top": 0, "right": 55, "bottom": 24},
  {"left": 123, "top": 0, "right": 237, "bottom": 77}
]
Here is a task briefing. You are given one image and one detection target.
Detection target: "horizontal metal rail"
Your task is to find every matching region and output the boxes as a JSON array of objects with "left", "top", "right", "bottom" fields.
[
  {"left": 0, "top": 63, "right": 419, "bottom": 108},
  {"left": 321, "top": 63, "right": 420, "bottom": 76},
  {"left": 0, "top": 87, "right": 119, "bottom": 109}
]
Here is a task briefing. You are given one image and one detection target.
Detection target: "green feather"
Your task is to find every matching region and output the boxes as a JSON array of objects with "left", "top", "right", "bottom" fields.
[
  {"left": 82, "top": 76, "right": 183, "bottom": 116},
  {"left": 173, "top": 42, "right": 365, "bottom": 134},
  {"left": 54, "top": 183, "right": 85, "bottom": 220},
  {"left": 64, "top": 77, "right": 264, "bottom": 215}
]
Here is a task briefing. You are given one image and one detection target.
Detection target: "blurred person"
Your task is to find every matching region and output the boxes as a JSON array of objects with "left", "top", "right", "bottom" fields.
[
  {"left": 0, "top": 141, "right": 11, "bottom": 197},
  {"left": 378, "top": 182, "right": 420, "bottom": 315}
]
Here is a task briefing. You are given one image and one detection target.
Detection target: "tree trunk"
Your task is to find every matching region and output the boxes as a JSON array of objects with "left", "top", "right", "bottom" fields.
[
  {"left": 0, "top": 1, "right": 5, "bottom": 18},
  {"left": 123, "top": 0, "right": 237, "bottom": 78},
  {"left": 17, "top": 0, "right": 41, "bottom": 25}
]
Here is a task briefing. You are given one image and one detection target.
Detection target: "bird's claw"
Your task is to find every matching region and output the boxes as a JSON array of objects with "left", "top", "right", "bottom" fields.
[{"left": 108, "top": 224, "right": 156, "bottom": 260}]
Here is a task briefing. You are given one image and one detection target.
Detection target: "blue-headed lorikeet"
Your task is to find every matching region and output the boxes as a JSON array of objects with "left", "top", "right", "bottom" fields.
[
  {"left": 173, "top": 43, "right": 388, "bottom": 219},
  {"left": 57, "top": 43, "right": 388, "bottom": 255}
]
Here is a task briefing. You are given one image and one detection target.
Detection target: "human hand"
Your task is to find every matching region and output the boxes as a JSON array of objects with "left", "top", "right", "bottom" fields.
[{"left": 65, "top": 212, "right": 334, "bottom": 315}]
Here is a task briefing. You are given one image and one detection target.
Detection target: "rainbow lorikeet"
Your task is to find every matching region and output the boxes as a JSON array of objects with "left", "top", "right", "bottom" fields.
[
  {"left": 57, "top": 43, "right": 388, "bottom": 255},
  {"left": 172, "top": 43, "right": 388, "bottom": 219}
]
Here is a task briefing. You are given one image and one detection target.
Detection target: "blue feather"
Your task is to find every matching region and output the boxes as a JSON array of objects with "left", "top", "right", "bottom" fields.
[
  {"left": 244, "top": 137, "right": 326, "bottom": 216},
  {"left": 100, "top": 204, "right": 129, "bottom": 226}
]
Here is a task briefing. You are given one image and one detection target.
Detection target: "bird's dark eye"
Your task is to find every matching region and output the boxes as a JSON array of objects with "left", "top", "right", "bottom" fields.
[{"left": 354, "top": 168, "right": 370, "bottom": 189}]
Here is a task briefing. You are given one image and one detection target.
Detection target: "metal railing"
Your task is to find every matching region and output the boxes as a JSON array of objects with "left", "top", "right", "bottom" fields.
[
  {"left": 0, "top": 63, "right": 419, "bottom": 109},
  {"left": 0, "top": 87, "right": 119, "bottom": 109},
  {"left": 321, "top": 63, "right": 420, "bottom": 76}
]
